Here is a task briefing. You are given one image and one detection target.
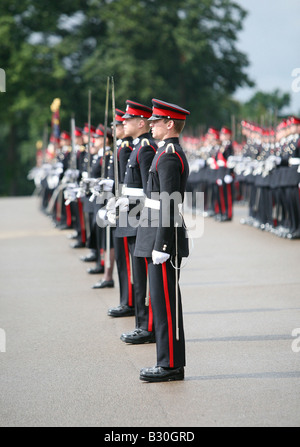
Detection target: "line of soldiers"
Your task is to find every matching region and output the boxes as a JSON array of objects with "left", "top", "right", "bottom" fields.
[
  {"left": 186, "top": 116, "right": 300, "bottom": 239},
  {"left": 186, "top": 126, "right": 234, "bottom": 222},
  {"left": 29, "top": 98, "right": 190, "bottom": 382}
]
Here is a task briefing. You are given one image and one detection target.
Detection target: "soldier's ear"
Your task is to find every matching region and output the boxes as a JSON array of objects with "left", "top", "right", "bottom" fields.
[{"left": 167, "top": 120, "right": 175, "bottom": 130}]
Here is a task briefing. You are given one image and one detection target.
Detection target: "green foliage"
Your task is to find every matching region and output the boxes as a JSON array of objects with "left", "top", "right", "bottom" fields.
[
  {"left": 78, "top": 0, "right": 253, "bottom": 125},
  {"left": 1, "top": 0, "right": 287, "bottom": 196},
  {"left": 238, "top": 89, "right": 291, "bottom": 128}
]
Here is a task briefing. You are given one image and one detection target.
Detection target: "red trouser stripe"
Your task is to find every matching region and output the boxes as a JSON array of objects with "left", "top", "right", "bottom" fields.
[
  {"left": 227, "top": 184, "right": 233, "bottom": 219},
  {"left": 162, "top": 263, "right": 174, "bottom": 368},
  {"left": 123, "top": 237, "right": 133, "bottom": 307},
  {"left": 219, "top": 185, "right": 226, "bottom": 215},
  {"left": 77, "top": 198, "right": 86, "bottom": 243},
  {"left": 66, "top": 204, "right": 72, "bottom": 227},
  {"left": 145, "top": 259, "right": 153, "bottom": 332},
  {"left": 100, "top": 248, "right": 105, "bottom": 266},
  {"left": 148, "top": 298, "right": 153, "bottom": 332}
]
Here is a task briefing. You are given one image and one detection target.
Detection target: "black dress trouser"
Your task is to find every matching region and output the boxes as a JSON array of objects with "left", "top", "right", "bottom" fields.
[{"left": 147, "top": 257, "right": 185, "bottom": 368}]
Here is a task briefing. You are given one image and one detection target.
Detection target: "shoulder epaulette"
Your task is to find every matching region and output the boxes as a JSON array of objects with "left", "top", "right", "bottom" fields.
[
  {"left": 156, "top": 146, "right": 184, "bottom": 174},
  {"left": 165, "top": 143, "right": 176, "bottom": 154},
  {"left": 141, "top": 138, "right": 150, "bottom": 147},
  {"left": 79, "top": 145, "right": 85, "bottom": 152},
  {"left": 121, "top": 141, "right": 130, "bottom": 148}
]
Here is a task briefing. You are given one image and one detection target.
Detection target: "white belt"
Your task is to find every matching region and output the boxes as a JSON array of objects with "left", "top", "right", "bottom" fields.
[
  {"left": 289, "top": 158, "right": 300, "bottom": 166},
  {"left": 122, "top": 186, "right": 144, "bottom": 197},
  {"left": 145, "top": 198, "right": 160, "bottom": 210},
  {"left": 144, "top": 198, "right": 183, "bottom": 213}
]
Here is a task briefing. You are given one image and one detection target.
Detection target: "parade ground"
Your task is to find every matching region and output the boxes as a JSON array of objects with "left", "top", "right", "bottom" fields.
[{"left": 0, "top": 196, "right": 299, "bottom": 427}]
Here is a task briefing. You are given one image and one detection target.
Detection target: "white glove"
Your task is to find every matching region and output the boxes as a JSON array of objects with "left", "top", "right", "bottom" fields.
[
  {"left": 47, "top": 175, "right": 60, "bottom": 189},
  {"left": 97, "top": 208, "right": 108, "bottom": 228},
  {"left": 116, "top": 197, "right": 129, "bottom": 212},
  {"left": 106, "top": 197, "right": 116, "bottom": 225},
  {"left": 106, "top": 196, "right": 116, "bottom": 212},
  {"left": 99, "top": 179, "right": 114, "bottom": 192},
  {"left": 152, "top": 250, "right": 170, "bottom": 265},
  {"left": 64, "top": 169, "right": 80, "bottom": 182},
  {"left": 216, "top": 178, "right": 223, "bottom": 186},
  {"left": 97, "top": 208, "right": 107, "bottom": 222},
  {"left": 224, "top": 175, "right": 233, "bottom": 184},
  {"left": 107, "top": 210, "right": 116, "bottom": 225}
]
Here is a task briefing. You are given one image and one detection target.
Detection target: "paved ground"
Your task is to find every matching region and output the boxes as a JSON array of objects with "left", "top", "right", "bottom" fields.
[{"left": 0, "top": 196, "right": 299, "bottom": 427}]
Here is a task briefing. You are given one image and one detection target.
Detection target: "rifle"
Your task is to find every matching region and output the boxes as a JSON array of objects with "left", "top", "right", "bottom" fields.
[
  {"left": 101, "top": 76, "right": 110, "bottom": 179},
  {"left": 87, "top": 90, "right": 92, "bottom": 177},
  {"left": 70, "top": 116, "right": 77, "bottom": 171},
  {"left": 111, "top": 76, "right": 119, "bottom": 202}
]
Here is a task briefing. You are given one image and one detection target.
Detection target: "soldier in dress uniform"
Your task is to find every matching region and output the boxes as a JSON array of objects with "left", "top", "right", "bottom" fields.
[
  {"left": 110, "top": 100, "right": 157, "bottom": 343},
  {"left": 70, "top": 123, "right": 96, "bottom": 249},
  {"left": 215, "top": 126, "right": 234, "bottom": 222},
  {"left": 287, "top": 116, "right": 300, "bottom": 239},
  {"left": 202, "top": 128, "right": 220, "bottom": 217},
  {"left": 135, "top": 99, "right": 190, "bottom": 382},
  {"left": 54, "top": 131, "right": 72, "bottom": 228},
  {"left": 39, "top": 136, "right": 58, "bottom": 212},
  {"left": 104, "top": 109, "right": 136, "bottom": 315},
  {"left": 276, "top": 116, "right": 300, "bottom": 238},
  {"left": 90, "top": 125, "right": 116, "bottom": 287},
  {"left": 81, "top": 124, "right": 108, "bottom": 272},
  {"left": 67, "top": 126, "right": 86, "bottom": 243},
  {"left": 237, "top": 117, "right": 300, "bottom": 239}
]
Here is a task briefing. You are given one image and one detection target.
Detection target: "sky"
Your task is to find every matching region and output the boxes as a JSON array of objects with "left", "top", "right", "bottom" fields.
[{"left": 233, "top": 0, "right": 300, "bottom": 115}]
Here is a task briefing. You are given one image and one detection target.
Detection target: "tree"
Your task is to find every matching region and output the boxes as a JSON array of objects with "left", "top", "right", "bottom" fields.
[
  {"left": 240, "top": 89, "right": 291, "bottom": 127},
  {"left": 0, "top": 0, "right": 253, "bottom": 196},
  {"left": 0, "top": 0, "right": 87, "bottom": 195},
  {"left": 79, "top": 0, "right": 253, "bottom": 126}
]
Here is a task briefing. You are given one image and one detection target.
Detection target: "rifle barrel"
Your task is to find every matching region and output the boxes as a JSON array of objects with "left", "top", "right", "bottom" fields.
[
  {"left": 70, "top": 116, "right": 76, "bottom": 170},
  {"left": 111, "top": 76, "right": 119, "bottom": 199},
  {"left": 102, "top": 77, "right": 110, "bottom": 179},
  {"left": 87, "top": 90, "right": 92, "bottom": 176}
]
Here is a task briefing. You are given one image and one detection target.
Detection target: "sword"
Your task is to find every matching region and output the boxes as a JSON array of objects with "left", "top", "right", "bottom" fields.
[
  {"left": 175, "top": 222, "right": 180, "bottom": 341},
  {"left": 145, "top": 270, "right": 149, "bottom": 307},
  {"left": 106, "top": 225, "right": 111, "bottom": 268}
]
